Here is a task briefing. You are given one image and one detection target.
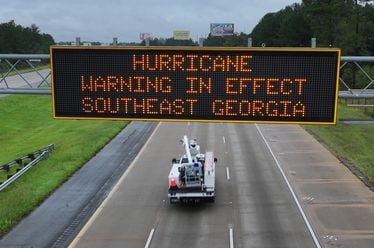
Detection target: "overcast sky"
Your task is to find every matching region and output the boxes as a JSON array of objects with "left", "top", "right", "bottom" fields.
[{"left": 1, "top": 0, "right": 301, "bottom": 43}]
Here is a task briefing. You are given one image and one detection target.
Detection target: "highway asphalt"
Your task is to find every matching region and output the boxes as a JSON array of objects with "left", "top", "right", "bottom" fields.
[
  {"left": 0, "top": 69, "right": 50, "bottom": 89},
  {"left": 2, "top": 121, "right": 373, "bottom": 247},
  {"left": 69, "top": 122, "right": 316, "bottom": 248}
]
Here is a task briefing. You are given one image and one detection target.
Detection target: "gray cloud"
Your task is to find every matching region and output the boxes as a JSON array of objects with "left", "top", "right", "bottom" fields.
[{"left": 0, "top": 0, "right": 300, "bottom": 42}]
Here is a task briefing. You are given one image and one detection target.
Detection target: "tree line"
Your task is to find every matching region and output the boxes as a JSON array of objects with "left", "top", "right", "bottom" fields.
[
  {"left": 249, "top": 0, "right": 374, "bottom": 56},
  {"left": 0, "top": 20, "right": 55, "bottom": 54}
]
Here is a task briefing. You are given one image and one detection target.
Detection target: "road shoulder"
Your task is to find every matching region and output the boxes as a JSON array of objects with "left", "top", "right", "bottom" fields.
[{"left": 258, "top": 124, "right": 374, "bottom": 248}]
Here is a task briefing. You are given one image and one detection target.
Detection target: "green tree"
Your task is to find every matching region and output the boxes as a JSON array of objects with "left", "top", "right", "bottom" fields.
[
  {"left": 141, "top": 37, "right": 196, "bottom": 46},
  {"left": 249, "top": 0, "right": 373, "bottom": 55},
  {"left": 0, "top": 20, "right": 55, "bottom": 53},
  {"left": 203, "top": 36, "right": 225, "bottom": 47},
  {"left": 359, "top": 3, "right": 374, "bottom": 54},
  {"left": 277, "top": 5, "right": 311, "bottom": 47},
  {"left": 164, "top": 38, "right": 196, "bottom": 46},
  {"left": 250, "top": 12, "right": 283, "bottom": 47},
  {"left": 204, "top": 33, "right": 249, "bottom": 47}
]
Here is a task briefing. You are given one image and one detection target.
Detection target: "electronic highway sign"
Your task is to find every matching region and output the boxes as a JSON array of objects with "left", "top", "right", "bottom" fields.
[{"left": 50, "top": 46, "right": 340, "bottom": 124}]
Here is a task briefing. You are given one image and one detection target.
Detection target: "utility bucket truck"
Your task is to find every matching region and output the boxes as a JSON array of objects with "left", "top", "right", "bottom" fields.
[{"left": 168, "top": 135, "right": 216, "bottom": 204}]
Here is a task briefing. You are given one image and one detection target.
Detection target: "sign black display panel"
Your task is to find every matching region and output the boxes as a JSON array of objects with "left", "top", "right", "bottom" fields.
[{"left": 50, "top": 46, "right": 340, "bottom": 124}]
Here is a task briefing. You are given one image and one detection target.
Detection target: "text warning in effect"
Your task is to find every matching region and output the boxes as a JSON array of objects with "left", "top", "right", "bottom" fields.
[{"left": 50, "top": 46, "right": 340, "bottom": 124}]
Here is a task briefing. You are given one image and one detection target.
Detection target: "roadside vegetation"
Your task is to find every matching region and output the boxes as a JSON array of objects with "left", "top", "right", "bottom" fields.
[
  {"left": 304, "top": 100, "right": 374, "bottom": 183},
  {"left": 0, "top": 95, "right": 127, "bottom": 236},
  {"left": 0, "top": 20, "right": 54, "bottom": 54}
]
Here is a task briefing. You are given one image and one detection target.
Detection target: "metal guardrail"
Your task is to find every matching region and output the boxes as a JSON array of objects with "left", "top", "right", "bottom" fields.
[
  {"left": 0, "top": 144, "right": 54, "bottom": 191},
  {"left": 0, "top": 54, "right": 373, "bottom": 98},
  {"left": 0, "top": 88, "right": 51, "bottom": 95},
  {"left": 340, "top": 56, "right": 374, "bottom": 98},
  {"left": 0, "top": 54, "right": 51, "bottom": 94}
]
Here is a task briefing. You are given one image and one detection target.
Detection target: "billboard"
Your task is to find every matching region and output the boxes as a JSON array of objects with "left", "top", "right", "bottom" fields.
[
  {"left": 210, "top": 23, "right": 234, "bottom": 36},
  {"left": 140, "top": 33, "right": 152, "bottom": 40},
  {"left": 50, "top": 46, "right": 340, "bottom": 124},
  {"left": 173, "top": 30, "right": 190, "bottom": 40}
]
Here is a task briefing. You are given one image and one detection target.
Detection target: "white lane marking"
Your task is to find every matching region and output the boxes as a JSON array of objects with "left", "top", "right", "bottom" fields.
[
  {"left": 144, "top": 228, "right": 155, "bottom": 248},
  {"left": 222, "top": 135, "right": 226, "bottom": 144},
  {"left": 303, "top": 196, "right": 315, "bottom": 203},
  {"left": 226, "top": 167, "right": 230, "bottom": 180},
  {"left": 229, "top": 225, "right": 234, "bottom": 248},
  {"left": 279, "top": 150, "right": 319, "bottom": 155},
  {"left": 261, "top": 130, "right": 302, "bottom": 133},
  {"left": 68, "top": 122, "right": 161, "bottom": 248},
  {"left": 255, "top": 124, "right": 321, "bottom": 248}
]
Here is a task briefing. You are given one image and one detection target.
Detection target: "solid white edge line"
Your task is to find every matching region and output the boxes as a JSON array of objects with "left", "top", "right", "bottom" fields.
[
  {"left": 144, "top": 228, "right": 155, "bottom": 248},
  {"left": 229, "top": 226, "right": 234, "bottom": 248},
  {"left": 226, "top": 167, "right": 230, "bottom": 180},
  {"left": 255, "top": 124, "right": 321, "bottom": 248},
  {"left": 68, "top": 122, "right": 161, "bottom": 248}
]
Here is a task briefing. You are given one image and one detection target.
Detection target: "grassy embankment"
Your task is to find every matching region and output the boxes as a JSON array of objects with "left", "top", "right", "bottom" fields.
[
  {"left": 304, "top": 100, "right": 374, "bottom": 182},
  {"left": 0, "top": 95, "right": 127, "bottom": 236}
]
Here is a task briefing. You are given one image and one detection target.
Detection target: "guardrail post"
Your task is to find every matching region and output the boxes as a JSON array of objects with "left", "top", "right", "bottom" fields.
[
  {"left": 248, "top": 37, "right": 252, "bottom": 47},
  {"left": 28, "top": 153, "right": 35, "bottom": 160},
  {"left": 311, "top": 38, "right": 316, "bottom": 48},
  {"left": 0, "top": 145, "right": 55, "bottom": 191},
  {"left": 199, "top": 38, "right": 204, "bottom": 47}
]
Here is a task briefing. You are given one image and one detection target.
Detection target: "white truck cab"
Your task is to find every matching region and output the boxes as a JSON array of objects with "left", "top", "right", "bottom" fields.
[{"left": 168, "top": 136, "right": 216, "bottom": 204}]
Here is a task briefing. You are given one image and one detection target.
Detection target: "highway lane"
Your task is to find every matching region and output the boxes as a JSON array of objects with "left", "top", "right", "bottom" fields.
[
  {"left": 0, "top": 68, "right": 50, "bottom": 88},
  {"left": 0, "top": 68, "right": 51, "bottom": 96},
  {"left": 70, "top": 122, "right": 315, "bottom": 248}
]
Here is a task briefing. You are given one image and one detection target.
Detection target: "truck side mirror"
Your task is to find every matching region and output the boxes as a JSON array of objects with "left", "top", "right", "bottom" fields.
[
  {"left": 214, "top": 158, "right": 218, "bottom": 163},
  {"left": 172, "top": 158, "right": 177, "bottom": 163}
]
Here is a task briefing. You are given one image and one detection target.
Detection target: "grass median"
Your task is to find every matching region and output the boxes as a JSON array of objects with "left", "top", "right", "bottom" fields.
[
  {"left": 304, "top": 101, "right": 374, "bottom": 183},
  {"left": 0, "top": 94, "right": 127, "bottom": 236}
]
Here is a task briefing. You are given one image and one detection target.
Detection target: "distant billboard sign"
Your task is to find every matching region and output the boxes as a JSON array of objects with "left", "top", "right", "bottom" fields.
[
  {"left": 140, "top": 33, "right": 152, "bottom": 40},
  {"left": 210, "top": 23, "right": 234, "bottom": 36},
  {"left": 173, "top": 30, "right": 190, "bottom": 40}
]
